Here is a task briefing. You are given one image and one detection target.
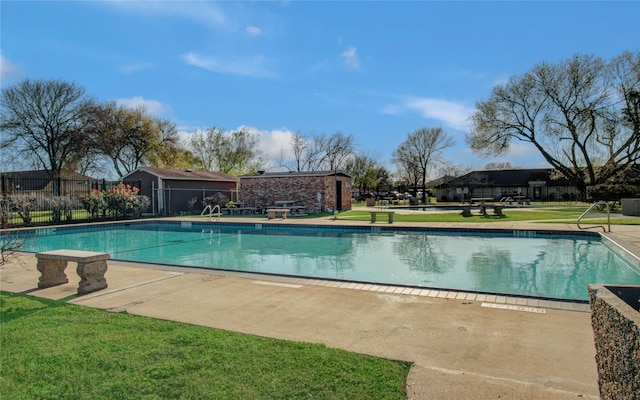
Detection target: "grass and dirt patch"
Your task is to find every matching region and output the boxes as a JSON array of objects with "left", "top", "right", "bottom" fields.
[{"left": 0, "top": 291, "right": 411, "bottom": 400}]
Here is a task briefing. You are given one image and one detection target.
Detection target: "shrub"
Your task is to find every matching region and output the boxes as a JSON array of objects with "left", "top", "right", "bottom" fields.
[
  {"left": 46, "top": 196, "right": 73, "bottom": 223},
  {"left": 80, "top": 189, "right": 106, "bottom": 219},
  {"left": 7, "top": 195, "right": 37, "bottom": 225},
  {"left": 81, "top": 184, "right": 148, "bottom": 219}
]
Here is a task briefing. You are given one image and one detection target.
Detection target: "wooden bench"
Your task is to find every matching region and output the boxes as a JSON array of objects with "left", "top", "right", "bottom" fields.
[
  {"left": 266, "top": 208, "right": 290, "bottom": 220},
  {"left": 369, "top": 211, "right": 395, "bottom": 223},
  {"left": 36, "top": 250, "right": 110, "bottom": 294}
]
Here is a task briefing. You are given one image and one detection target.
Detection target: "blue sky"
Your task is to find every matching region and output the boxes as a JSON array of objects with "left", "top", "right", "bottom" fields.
[{"left": 2, "top": 1, "right": 639, "bottom": 176}]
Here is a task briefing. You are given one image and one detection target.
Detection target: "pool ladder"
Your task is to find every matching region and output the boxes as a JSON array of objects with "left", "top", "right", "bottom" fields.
[
  {"left": 577, "top": 201, "right": 610, "bottom": 232},
  {"left": 201, "top": 204, "right": 221, "bottom": 221}
]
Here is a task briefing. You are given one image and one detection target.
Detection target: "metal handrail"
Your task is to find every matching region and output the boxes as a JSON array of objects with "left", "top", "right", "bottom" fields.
[
  {"left": 200, "top": 204, "right": 221, "bottom": 221},
  {"left": 577, "top": 201, "right": 610, "bottom": 232}
]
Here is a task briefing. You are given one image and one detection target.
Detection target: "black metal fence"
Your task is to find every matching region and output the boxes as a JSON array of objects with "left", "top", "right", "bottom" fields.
[{"left": 1, "top": 175, "right": 142, "bottom": 228}]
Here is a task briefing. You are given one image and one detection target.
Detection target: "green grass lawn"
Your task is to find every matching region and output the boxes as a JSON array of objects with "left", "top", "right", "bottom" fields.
[
  {"left": 0, "top": 291, "right": 411, "bottom": 400},
  {"left": 193, "top": 206, "right": 640, "bottom": 225},
  {"left": 338, "top": 208, "right": 640, "bottom": 225}
]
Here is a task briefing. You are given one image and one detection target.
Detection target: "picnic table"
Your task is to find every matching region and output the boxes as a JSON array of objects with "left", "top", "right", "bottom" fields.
[
  {"left": 470, "top": 197, "right": 494, "bottom": 204},
  {"left": 222, "top": 207, "right": 256, "bottom": 215},
  {"left": 272, "top": 201, "right": 306, "bottom": 215}
]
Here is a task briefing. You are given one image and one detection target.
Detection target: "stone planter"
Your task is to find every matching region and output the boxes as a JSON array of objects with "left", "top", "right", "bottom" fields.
[
  {"left": 588, "top": 284, "right": 640, "bottom": 399},
  {"left": 621, "top": 198, "right": 640, "bottom": 217}
]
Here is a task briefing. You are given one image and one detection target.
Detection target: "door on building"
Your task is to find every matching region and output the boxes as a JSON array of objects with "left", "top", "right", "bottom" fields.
[{"left": 335, "top": 181, "right": 343, "bottom": 211}]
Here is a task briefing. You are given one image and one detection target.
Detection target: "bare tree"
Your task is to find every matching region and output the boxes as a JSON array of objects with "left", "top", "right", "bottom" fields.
[
  {"left": 392, "top": 127, "right": 455, "bottom": 202},
  {"left": 436, "top": 161, "right": 472, "bottom": 179},
  {"left": 189, "top": 127, "right": 221, "bottom": 171},
  {"left": 467, "top": 51, "right": 640, "bottom": 196},
  {"left": 286, "top": 131, "right": 355, "bottom": 172},
  {"left": 321, "top": 131, "right": 355, "bottom": 171},
  {"left": 289, "top": 131, "right": 310, "bottom": 171},
  {"left": 483, "top": 162, "right": 515, "bottom": 170},
  {"left": 0, "top": 79, "right": 92, "bottom": 182}
]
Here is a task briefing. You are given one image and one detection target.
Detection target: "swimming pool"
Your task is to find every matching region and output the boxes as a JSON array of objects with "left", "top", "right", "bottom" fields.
[{"left": 6, "top": 221, "right": 640, "bottom": 301}]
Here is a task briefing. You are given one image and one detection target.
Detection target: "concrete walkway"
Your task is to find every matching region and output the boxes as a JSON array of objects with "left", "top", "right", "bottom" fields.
[{"left": 2, "top": 215, "right": 639, "bottom": 399}]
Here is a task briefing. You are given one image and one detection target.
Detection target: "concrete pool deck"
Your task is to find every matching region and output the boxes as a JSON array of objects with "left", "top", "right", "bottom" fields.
[{"left": 2, "top": 216, "right": 639, "bottom": 399}]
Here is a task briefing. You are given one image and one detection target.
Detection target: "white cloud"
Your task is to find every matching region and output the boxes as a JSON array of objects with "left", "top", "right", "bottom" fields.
[
  {"left": 239, "top": 125, "right": 295, "bottom": 161},
  {"left": 246, "top": 26, "right": 263, "bottom": 37},
  {"left": 105, "top": 1, "right": 227, "bottom": 29},
  {"left": 119, "top": 62, "right": 154, "bottom": 74},
  {"left": 380, "top": 104, "right": 402, "bottom": 116},
  {"left": 0, "top": 54, "right": 22, "bottom": 82},
  {"left": 341, "top": 47, "right": 360, "bottom": 70},
  {"left": 181, "top": 52, "right": 276, "bottom": 78},
  {"left": 176, "top": 129, "right": 195, "bottom": 148},
  {"left": 404, "top": 97, "right": 475, "bottom": 131},
  {"left": 115, "top": 96, "right": 170, "bottom": 116}
]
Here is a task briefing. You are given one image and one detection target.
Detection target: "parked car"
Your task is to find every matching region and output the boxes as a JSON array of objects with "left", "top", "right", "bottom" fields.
[{"left": 353, "top": 193, "right": 375, "bottom": 201}]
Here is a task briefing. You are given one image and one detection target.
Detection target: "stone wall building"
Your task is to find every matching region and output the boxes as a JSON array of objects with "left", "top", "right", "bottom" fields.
[{"left": 239, "top": 171, "right": 352, "bottom": 213}]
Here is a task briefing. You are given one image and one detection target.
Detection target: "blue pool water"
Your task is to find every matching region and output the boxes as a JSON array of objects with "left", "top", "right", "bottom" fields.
[{"left": 6, "top": 221, "right": 640, "bottom": 301}]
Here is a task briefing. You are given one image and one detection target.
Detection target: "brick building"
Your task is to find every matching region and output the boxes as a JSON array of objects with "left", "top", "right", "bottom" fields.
[{"left": 239, "top": 171, "right": 352, "bottom": 213}]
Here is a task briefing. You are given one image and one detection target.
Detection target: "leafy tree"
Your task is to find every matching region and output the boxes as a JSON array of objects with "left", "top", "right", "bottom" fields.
[
  {"left": 189, "top": 127, "right": 262, "bottom": 175},
  {"left": 145, "top": 118, "right": 185, "bottom": 169},
  {"left": 345, "top": 153, "right": 383, "bottom": 194},
  {"left": 150, "top": 147, "right": 200, "bottom": 170},
  {"left": 0, "top": 79, "right": 92, "bottom": 181},
  {"left": 392, "top": 127, "right": 454, "bottom": 202},
  {"left": 589, "top": 164, "right": 640, "bottom": 203},
  {"left": 375, "top": 166, "right": 393, "bottom": 193},
  {"left": 86, "top": 102, "right": 179, "bottom": 177},
  {"left": 217, "top": 128, "right": 262, "bottom": 175},
  {"left": 468, "top": 51, "right": 640, "bottom": 197}
]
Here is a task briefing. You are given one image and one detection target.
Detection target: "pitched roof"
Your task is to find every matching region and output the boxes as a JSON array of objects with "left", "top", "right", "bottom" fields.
[
  {"left": 1, "top": 169, "right": 94, "bottom": 180},
  {"left": 126, "top": 167, "right": 238, "bottom": 182},
  {"left": 1, "top": 170, "right": 96, "bottom": 190},
  {"left": 435, "top": 168, "right": 571, "bottom": 188}
]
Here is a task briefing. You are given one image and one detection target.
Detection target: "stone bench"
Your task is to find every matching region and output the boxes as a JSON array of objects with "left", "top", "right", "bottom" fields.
[
  {"left": 36, "top": 250, "right": 110, "bottom": 295},
  {"left": 266, "top": 208, "right": 290, "bottom": 220},
  {"left": 369, "top": 211, "right": 395, "bottom": 223}
]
